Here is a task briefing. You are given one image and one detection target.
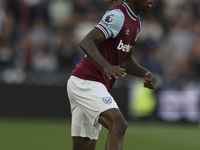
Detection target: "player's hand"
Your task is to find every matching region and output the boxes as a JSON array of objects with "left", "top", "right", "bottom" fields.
[
  {"left": 103, "top": 65, "right": 127, "bottom": 79},
  {"left": 143, "top": 72, "right": 156, "bottom": 89}
]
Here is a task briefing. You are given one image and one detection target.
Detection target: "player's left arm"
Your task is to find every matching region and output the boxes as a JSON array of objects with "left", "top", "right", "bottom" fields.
[{"left": 122, "top": 47, "right": 157, "bottom": 89}]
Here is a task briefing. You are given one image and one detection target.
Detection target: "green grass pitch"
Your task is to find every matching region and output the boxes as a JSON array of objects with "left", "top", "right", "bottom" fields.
[{"left": 0, "top": 118, "right": 199, "bottom": 150}]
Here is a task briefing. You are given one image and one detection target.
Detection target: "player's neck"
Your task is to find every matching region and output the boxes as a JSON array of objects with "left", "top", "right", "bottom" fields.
[{"left": 125, "top": 2, "right": 140, "bottom": 16}]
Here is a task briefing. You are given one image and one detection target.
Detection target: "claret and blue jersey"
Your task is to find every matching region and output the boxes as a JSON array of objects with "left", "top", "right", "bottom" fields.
[{"left": 71, "top": 2, "right": 141, "bottom": 92}]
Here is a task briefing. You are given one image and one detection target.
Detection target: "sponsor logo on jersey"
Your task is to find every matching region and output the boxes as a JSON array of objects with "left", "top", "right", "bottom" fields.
[
  {"left": 117, "top": 40, "right": 132, "bottom": 52},
  {"left": 102, "top": 97, "right": 112, "bottom": 104},
  {"left": 105, "top": 14, "right": 114, "bottom": 23}
]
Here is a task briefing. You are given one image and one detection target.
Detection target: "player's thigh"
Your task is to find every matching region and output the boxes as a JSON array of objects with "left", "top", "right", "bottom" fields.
[
  {"left": 68, "top": 76, "right": 119, "bottom": 126},
  {"left": 73, "top": 137, "right": 97, "bottom": 150}
]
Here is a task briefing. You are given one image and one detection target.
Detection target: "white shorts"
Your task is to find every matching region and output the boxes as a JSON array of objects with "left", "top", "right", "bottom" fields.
[{"left": 67, "top": 76, "right": 119, "bottom": 140}]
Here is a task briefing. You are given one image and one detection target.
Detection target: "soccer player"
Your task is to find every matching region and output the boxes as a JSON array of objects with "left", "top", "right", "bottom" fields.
[{"left": 67, "top": 0, "right": 156, "bottom": 150}]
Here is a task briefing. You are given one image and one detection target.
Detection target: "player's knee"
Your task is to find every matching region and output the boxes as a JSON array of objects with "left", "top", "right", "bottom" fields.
[
  {"left": 111, "top": 117, "right": 128, "bottom": 135},
  {"left": 118, "top": 119, "right": 128, "bottom": 134}
]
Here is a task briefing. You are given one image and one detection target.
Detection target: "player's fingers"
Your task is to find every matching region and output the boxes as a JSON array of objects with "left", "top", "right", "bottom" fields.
[
  {"left": 111, "top": 73, "right": 118, "bottom": 79},
  {"left": 118, "top": 67, "right": 127, "bottom": 77},
  {"left": 144, "top": 84, "right": 152, "bottom": 89},
  {"left": 144, "top": 85, "right": 154, "bottom": 89},
  {"left": 119, "top": 67, "right": 126, "bottom": 71},
  {"left": 144, "top": 73, "right": 156, "bottom": 83},
  {"left": 146, "top": 78, "right": 156, "bottom": 86},
  {"left": 143, "top": 82, "right": 155, "bottom": 89},
  {"left": 117, "top": 70, "right": 127, "bottom": 77},
  {"left": 150, "top": 78, "right": 156, "bottom": 85},
  {"left": 153, "top": 80, "right": 157, "bottom": 86},
  {"left": 143, "top": 82, "right": 149, "bottom": 87},
  {"left": 143, "top": 82, "right": 150, "bottom": 88},
  {"left": 105, "top": 72, "right": 112, "bottom": 79},
  {"left": 109, "top": 71, "right": 119, "bottom": 79},
  {"left": 112, "top": 70, "right": 126, "bottom": 79},
  {"left": 121, "top": 72, "right": 127, "bottom": 77},
  {"left": 145, "top": 75, "right": 153, "bottom": 81},
  {"left": 105, "top": 66, "right": 126, "bottom": 79}
]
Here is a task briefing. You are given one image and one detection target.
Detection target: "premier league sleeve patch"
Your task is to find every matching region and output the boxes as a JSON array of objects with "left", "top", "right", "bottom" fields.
[
  {"left": 95, "top": 9, "right": 125, "bottom": 39},
  {"left": 105, "top": 14, "right": 114, "bottom": 23}
]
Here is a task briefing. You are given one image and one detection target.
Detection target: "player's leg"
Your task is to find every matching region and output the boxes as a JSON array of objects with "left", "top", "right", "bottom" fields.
[
  {"left": 72, "top": 137, "right": 96, "bottom": 150},
  {"left": 69, "top": 105, "right": 99, "bottom": 150},
  {"left": 98, "top": 108, "right": 127, "bottom": 150},
  {"left": 67, "top": 77, "right": 102, "bottom": 150},
  {"left": 68, "top": 76, "right": 125, "bottom": 150}
]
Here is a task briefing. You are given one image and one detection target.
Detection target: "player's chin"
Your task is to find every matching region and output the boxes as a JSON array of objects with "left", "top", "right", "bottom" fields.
[
  {"left": 141, "top": 5, "right": 152, "bottom": 12},
  {"left": 141, "top": 8, "right": 151, "bottom": 12}
]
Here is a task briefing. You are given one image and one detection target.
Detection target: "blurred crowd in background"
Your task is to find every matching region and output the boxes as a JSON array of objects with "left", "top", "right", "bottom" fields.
[{"left": 0, "top": 0, "right": 200, "bottom": 88}]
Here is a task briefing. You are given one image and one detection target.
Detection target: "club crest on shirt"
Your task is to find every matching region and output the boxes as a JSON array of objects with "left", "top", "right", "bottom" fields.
[
  {"left": 125, "top": 29, "right": 130, "bottom": 35},
  {"left": 105, "top": 14, "right": 114, "bottom": 23},
  {"left": 102, "top": 97, "right": 112, "bottom": 104}
]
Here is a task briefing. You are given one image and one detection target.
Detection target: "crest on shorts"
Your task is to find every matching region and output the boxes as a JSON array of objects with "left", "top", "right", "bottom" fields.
[
  {"left": 102, "top": 97, "right": 112, "bottom": 104},
  {"left": 105, "top": 14, "right": 114, "bottom": 23}
]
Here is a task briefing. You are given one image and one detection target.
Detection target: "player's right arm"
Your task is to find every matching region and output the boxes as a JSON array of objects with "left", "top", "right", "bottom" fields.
[
  {"left": 79, "top": 28, "right": 126, "bottom": 79},
  {"left": 79, "top": 9, "right": 126, "bottom": 79}
]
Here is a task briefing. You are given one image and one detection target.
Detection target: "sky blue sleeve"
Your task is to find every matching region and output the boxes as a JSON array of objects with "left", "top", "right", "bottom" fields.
[{"left": 95, "top": 9, "right": 125, "bottom": 39}]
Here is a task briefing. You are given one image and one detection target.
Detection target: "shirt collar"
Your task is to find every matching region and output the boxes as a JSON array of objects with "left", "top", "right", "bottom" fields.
[{"left": 122, "top": 2, "right": 138, "bottom": 20}]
